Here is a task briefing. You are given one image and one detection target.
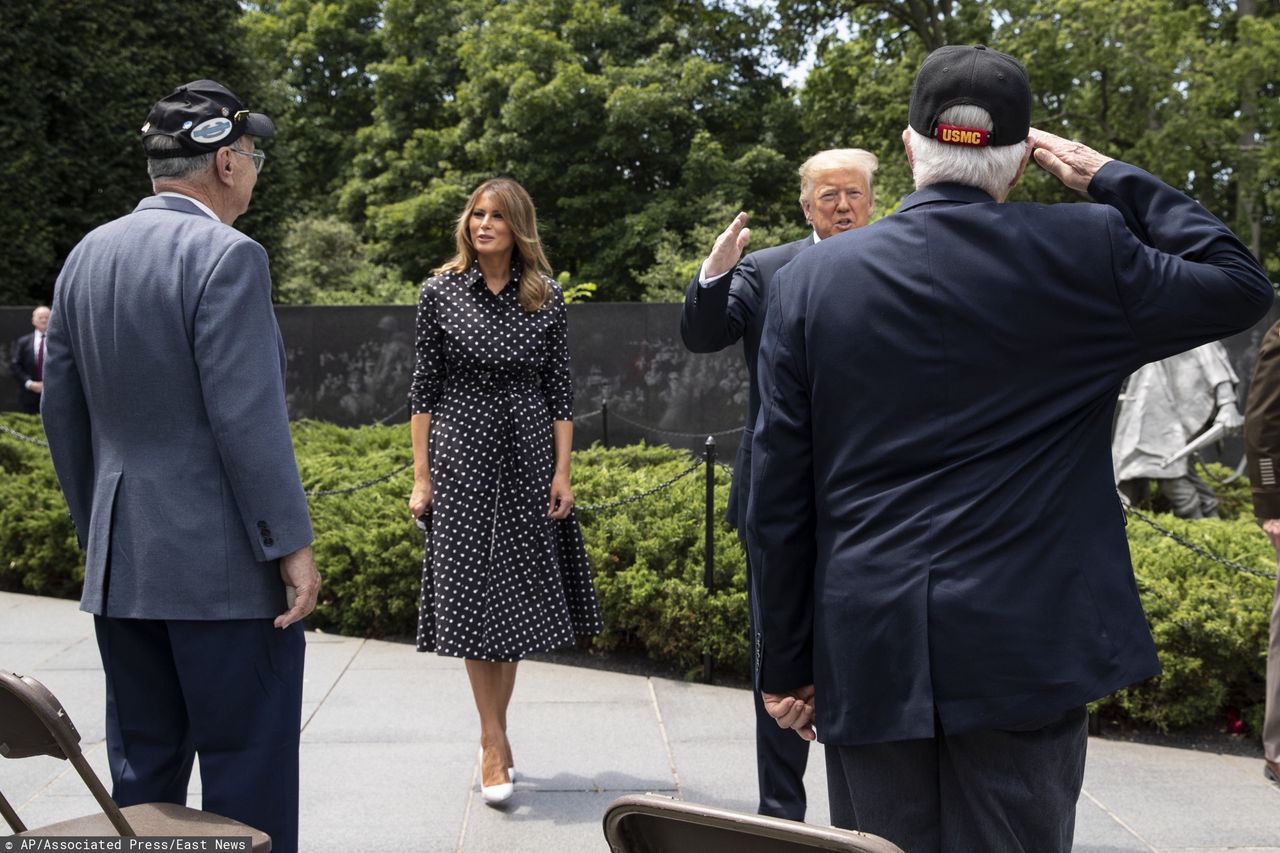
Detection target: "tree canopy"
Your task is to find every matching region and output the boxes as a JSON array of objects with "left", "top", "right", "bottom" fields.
[{"left": 2, "top": 0, "right": 1276, "bottom": 304}]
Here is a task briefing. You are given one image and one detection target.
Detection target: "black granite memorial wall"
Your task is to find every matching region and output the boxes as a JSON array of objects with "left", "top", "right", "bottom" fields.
[
  {"left": 4, "top": 303, "right": 1277, "bottom": 466},
  {"left": 0, "top": 304, "right": 748, "bottom": 458}
]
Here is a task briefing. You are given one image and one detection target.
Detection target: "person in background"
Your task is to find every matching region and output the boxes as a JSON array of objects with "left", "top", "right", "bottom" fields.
[
  {"left": 9, "top": 305, "right": 50, "bottom": 413},
  {"left": 41, "top": 79, "right": 320, "bottom": 853},
  {"left": 679, "top": 148, "right": 878, "bottom": 822},
  {"left": 408, "top": 177, "right": 603, "bottom": 807},
  {"left": 1242, "top": 320, "right": 1280, "bottom": 786}
]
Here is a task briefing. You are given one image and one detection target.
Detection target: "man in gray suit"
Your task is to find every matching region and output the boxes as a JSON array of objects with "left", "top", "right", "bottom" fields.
[
  {"left": 42, "top": 80, "right": 320, "bottom": 853},
  {"left": 679, "top": 148, "right": 878, "bottom": 821}
]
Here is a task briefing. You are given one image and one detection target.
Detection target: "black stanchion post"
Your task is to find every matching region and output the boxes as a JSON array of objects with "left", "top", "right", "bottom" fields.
[
  {"left": 601, "top": 398, "right": 609, "bottom": 448},
  {"left": 703, "top": 435, "right": 715, "bottom": 684}
]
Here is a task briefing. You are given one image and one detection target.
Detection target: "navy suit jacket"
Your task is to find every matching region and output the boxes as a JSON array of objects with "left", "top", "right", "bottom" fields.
[
  {"left": 680, "top": 237, "right": 811, "bottom": 531},
  {"left": 748, "top": 162, "right": 1273, "bottom": 745},
  {"left": 42, "top": 195, "right": 314, "bottom": 620},
  {"left": 9, "top": 331, "right": 41, "bottom": 412}
]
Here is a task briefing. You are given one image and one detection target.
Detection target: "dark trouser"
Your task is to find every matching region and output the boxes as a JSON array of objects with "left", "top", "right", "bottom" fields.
[
  {"left": 16, "top": 388, "right": 39, "bottom": 414},
  {"left": 744, "top": 543, "right": 811, "bottom": 820},
  {"left": 94, "top": 617, "right": 305, "bottom": 853},
  {"left": 825, "top": 707, "right": 1088, "bottom": 853}
]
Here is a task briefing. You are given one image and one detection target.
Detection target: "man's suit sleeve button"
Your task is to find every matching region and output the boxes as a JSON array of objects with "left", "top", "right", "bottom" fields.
[
  {"left": 257, "top": 520, "right": 268, "bottom": 529},
  {"left": 263, "top": 537, "right": 274, "bottom": 546}
]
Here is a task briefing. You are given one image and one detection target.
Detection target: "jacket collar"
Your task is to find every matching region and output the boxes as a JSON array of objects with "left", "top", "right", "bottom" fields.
[
  {"left": 134, "top": 194, "right": 217, "bottom": 219},
  {"left": 896, "top": 182, "right": 997, "bottom": 214}
]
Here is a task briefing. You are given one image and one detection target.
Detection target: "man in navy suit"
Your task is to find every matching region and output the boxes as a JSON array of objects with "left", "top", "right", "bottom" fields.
[
  {"left": 42, "top": 80, "right": 320, "bottom": 853},
  {"left": 748, "top": 45, "right": 1272, "bottom": 851},
  {"left": 9, "top": 305, "right": 49, "bottom": 413},
  {"left": 681, "top": 148, "right": 878, "bottom": 820}
]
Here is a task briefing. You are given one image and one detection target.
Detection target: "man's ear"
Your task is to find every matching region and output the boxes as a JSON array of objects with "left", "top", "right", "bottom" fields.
[
  {"left": 214, "top": 147, "right": 235, "bottom": 186},
  {"left": 902, "top": 127, "right": 914, "bottom": 170},
  {"left": 799, "top": 197, "right": 812, "bottom": 225}
]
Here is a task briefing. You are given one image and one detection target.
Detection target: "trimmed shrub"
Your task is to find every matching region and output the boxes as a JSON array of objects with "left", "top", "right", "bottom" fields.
[
  {"left": 1099, "top": 466, "right": 1273, "bottom": 733},
  {"left": 291, "top": 420, "right": 422, "bottom": 638},
  {"left": 2, "top": 413, "right": 1273, "bottom": 735},
  {"left": 573, "top": 443, "right": 746, "bottom": 679},
  {"left": 0, "top": 414, "right": 81, "bottom": 598}
]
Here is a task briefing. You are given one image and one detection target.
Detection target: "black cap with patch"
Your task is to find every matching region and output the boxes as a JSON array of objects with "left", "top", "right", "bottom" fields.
[
  {"left": 141, "top": 80, "right": 275, "bottom": 158},
  {"left": 909, "top": 45, "right": 1031, "bottom": 147}
]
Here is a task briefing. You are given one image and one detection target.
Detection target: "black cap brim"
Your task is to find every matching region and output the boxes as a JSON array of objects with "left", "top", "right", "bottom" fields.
[{"left": 241, "top": 112, "right": 275, "bottom": 139}]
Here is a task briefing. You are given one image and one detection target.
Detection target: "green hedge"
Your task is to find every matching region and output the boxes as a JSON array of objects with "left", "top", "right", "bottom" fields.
[
  {"left": 1, "top": 413, "right": 1272, "bottom": 735},
  {"left": 1101, "top": 469, "right": 1273, "bottom": 734}
]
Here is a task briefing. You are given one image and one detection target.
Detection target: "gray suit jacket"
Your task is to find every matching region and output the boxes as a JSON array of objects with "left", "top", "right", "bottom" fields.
[{"left": 42, "top": 195, "right": 313, "bottom": 619}]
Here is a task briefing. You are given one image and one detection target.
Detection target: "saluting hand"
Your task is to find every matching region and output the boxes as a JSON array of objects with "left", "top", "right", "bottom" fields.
[
  {"left": 1028, "top": 128, "right": 1113, "bottom": 196},
  {"left": 703, "top": 211, "right": 752, "bottom": 280}
]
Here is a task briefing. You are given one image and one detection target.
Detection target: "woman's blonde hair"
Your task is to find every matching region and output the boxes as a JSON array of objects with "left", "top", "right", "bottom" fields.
[{"left": 435, "top": 177, "right": 553, "bottom": 312}]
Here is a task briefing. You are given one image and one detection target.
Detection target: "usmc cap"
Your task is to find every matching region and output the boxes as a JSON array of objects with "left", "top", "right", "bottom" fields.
[
  {"left": 909, "top": 45, "right": 1031, "bottom": 147},
  {"left": 141, "top": 80, "right": 275, "bottom": 158}
]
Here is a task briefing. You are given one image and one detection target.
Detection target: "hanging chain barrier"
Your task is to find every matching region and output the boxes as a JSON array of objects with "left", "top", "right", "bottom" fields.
[
  {"left": 1122, "top": 499, "right": 1277, "bottom": 581},
  {"left": 604, "top": 408, "right": 744, "bottom": 439},
  {"left": 0, "top": 410, "right": 729, "bottom": 504},
  {"left": 575, "top": 457, "right": 706, "bottom": 512},
  {"left": 0, "top": 423, "right": 48, "bottom": 448},
  {"left": 305, "top": 460, "right": 416, "bottom": 497},
  {"left": 375, "top": 403, "right": 407, "bottom": 425},
  {"left": 7, "top": 412, "right": 1280, "bottom": 582}
]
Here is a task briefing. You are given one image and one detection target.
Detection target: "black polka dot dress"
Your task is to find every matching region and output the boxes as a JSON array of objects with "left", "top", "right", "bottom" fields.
[{"left": 410, "top": 260, "right": 603, "bottom": 661}]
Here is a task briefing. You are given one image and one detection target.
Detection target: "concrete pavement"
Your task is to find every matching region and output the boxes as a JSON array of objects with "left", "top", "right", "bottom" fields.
[{"left": 2, "top": 589, "right": 1278, "bottom": 852}]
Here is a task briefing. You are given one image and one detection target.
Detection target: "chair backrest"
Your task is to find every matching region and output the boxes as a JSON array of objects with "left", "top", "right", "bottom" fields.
[
  {"left": 603, "top": 794, "right": 906, "bottom": 853},
  {"left": 0, "top": 670, "right": 134, "bottom": 836},
  {"left": 0, "top": 671, "right": 80, "bottom": 760}
]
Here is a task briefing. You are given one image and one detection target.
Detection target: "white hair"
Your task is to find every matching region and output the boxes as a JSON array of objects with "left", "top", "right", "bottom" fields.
[
  {"left": 909, "top": 105, "right": 1027, "bottom": 200},
  {"left": 144, "top": 135, "right": 218, "bottom": 181},
  {"left": 798, "top": 148, "right": 880, "bottom": 206}
]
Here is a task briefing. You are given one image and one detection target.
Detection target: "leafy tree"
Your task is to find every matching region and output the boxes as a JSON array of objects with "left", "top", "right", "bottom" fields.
[
  {"left": 788, "top": 1, "right": 997, "bottom": 212},
  {"left": 338, "top": 0, "right": 805, "bottom": 300},
  {"left": 0, "top": 0, "right": 256, "bottom": 304},
  {"left": 791, "top": 0, "right": 1280, "bottom": 278},
  {"left": 241, "top": 0, "right": 385, "bottom": 210},
  {"left": 273, "top": 216, "right": 412, "bottom": 304},
  {"left": 1003, "top": 0, "right": 1280, "bottom": 277}
]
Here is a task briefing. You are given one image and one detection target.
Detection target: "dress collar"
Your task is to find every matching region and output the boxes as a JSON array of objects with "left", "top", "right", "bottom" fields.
[{"left": 466, "top": 258, "right": 523, "bottom": 296}]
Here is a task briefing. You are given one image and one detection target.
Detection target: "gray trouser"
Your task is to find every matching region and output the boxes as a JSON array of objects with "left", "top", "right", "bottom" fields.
[
  {"left": 1119, "top": 471, "right": 1219, "bottom": 519},
  {"left": 825, "top": 708, "right": 1088, "bottom": 853}
]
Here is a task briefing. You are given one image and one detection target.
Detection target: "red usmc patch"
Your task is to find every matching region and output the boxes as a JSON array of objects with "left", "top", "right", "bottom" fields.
[{"left": 936, "top": 124, "right": 990, "bottom": 147}]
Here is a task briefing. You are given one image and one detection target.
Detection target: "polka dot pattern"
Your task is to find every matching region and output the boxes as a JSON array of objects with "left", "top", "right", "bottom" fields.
[{"left": 409, "top": 260, "right": 604, "bottom": 661}]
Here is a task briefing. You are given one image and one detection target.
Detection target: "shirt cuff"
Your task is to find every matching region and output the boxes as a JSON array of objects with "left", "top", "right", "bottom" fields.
[{"left": 698, "top": 260, "right": 732, "bottom": 288}]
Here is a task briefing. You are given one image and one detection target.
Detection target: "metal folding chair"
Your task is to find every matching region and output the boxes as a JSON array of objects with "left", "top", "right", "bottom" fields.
[
  {"left": 603, "top": 793, "right": 905, "bottom": 852},
  {"left": 0, "top": 670, "right": 270, "bottom": 850}
]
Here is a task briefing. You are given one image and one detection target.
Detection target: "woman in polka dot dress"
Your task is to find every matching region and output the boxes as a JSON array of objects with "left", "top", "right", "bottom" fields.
[{"left": 407, "top": 178, "right": 603, "bottom": 805}]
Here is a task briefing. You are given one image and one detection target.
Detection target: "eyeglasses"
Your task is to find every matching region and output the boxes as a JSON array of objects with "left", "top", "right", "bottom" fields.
[{"left": 231, "top": 147, "right": 266, "bottom": 174}]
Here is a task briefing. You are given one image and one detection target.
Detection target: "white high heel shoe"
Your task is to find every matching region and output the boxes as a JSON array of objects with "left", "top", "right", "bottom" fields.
[
  {"left": 481, "top": 777, "right": 513, "bottom": 805},
  {"left": 479, "top": 748, "right": 514, "bottom": 805}
]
